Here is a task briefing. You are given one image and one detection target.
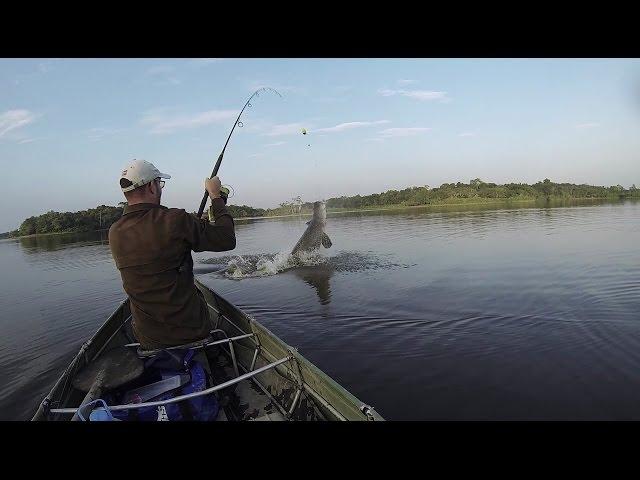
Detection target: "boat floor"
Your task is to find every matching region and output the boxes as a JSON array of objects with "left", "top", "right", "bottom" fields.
[{"left": 206, "top": 345, "right": 286, "bottom": 421}]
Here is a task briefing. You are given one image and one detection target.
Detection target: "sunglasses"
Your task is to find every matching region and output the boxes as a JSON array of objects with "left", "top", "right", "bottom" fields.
[{"left": 155, "top": 178, "right": 165, "bottom": 189}]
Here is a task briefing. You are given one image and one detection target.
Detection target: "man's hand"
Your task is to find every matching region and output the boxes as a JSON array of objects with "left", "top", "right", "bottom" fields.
[{"left": 205, "top": 177, "right": 222, "bottom": 199}]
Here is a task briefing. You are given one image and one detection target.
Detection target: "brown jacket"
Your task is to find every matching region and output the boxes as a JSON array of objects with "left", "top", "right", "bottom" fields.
[{"left": 108, "top": 198, "right": 235, "bottom": 349}]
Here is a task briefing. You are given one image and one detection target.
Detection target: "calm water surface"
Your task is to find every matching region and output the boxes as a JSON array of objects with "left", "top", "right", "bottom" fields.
[{"left": 1, "top": 200, "right": 639, "bottom": 420}]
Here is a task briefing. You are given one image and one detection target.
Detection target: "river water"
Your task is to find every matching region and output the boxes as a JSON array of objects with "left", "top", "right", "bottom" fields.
[{"left": 1, "top": 199, "right": 639, "bottom": 420}]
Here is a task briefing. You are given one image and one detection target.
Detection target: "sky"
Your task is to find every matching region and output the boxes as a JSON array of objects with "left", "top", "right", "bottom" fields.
[{"left": 1, "top": 58, "right": 639, "bottom": 231}]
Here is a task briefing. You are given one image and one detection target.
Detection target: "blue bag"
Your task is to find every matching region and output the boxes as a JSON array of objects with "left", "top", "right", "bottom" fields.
[{"left": 107, "top": 349, "right": 219, "bottom": 421}]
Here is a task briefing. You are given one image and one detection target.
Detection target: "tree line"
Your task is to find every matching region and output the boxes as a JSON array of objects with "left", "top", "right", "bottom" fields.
[
  {"left": 2, "top": 179, "right": 638, "bottom": 237},
  {"left": 325, "top": 179, "right": 639, "bottom": 210},
  {"left": 5, "top": 204, "right": 126, "bottom": 238}
]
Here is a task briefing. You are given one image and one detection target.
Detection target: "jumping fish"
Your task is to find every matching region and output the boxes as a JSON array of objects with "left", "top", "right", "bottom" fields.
[{"left": 291, "top": 201, "right": 332, "bottom": 255}]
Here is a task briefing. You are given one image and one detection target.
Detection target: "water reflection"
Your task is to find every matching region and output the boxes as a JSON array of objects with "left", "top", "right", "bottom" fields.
[
  {"left": 290, "top": 265, "right": 334, "bottom": 305},
  {"left": 18, "top": 230, "right": 109, "bottom": 253}
]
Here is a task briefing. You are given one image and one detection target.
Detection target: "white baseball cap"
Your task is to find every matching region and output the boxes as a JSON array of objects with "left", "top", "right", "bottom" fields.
[{"left": 119, "top": 159, "right": 171, "bottom": 192}]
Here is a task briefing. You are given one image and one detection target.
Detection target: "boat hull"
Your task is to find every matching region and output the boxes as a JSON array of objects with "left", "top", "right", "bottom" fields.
[{"left": 31, "top": 279, "right": 384, "bottom": 421}]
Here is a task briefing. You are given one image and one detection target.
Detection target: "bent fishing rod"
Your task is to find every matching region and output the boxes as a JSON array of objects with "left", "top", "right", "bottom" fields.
[{"left": 196, "top": 87, "right": 282, "bottom": 218}]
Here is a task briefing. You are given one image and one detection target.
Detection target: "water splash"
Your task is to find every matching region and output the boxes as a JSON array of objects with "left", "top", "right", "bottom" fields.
[
  {"left": 199, "top": 250, "right": 325, "bottom": 279},
  {"left": 199, "top": 250, "right": 412, "bottom": 279}
]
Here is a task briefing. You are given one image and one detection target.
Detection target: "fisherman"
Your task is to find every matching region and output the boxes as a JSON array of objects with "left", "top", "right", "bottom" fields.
[{"left": 109, "top": 159, "right": 236, "bottom": 350}]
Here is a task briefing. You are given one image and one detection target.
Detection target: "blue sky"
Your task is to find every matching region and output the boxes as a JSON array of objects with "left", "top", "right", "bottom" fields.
[{"left": 1, "top": 58, "right": 639, "bottom": 231}]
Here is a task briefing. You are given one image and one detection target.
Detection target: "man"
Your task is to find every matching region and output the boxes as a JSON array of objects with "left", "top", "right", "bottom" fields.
[{"left": 109, "top": 159, "right": 236, "bottom": 350}]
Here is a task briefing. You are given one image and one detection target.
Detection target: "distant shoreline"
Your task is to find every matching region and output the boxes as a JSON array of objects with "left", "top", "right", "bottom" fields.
[
  {"left": 4, "top": 195, "right": 636, "bottom": 237},
  {"left": 233, "top": 196, "right": 625, "bottom": 221}
]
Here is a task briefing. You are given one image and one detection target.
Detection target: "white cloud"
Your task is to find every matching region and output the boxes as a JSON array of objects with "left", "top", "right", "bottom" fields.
[
  {"left": 378, "top": 127, "right": 432, "bottom": 138},
  {"left": 379, "top": 88, "right": 449, "bottom": 102},
  {"left": 458, "top": 132, "right": 477, "bottom": 137},
  {"left": 18, "top": 138, "right": 37, "bottom": 144},
  {"left": 265, "top": 141, "right": 286, "bottom": 147},
  {"left": 0, "top": 109, "right": 40, "bottom": 139},
  {"left": 263, "top": 122, "right": 308, "bottom": 136},
  {"left": 248, "top": 153, "right": 264, "bottom": 158},
  {"left": 397, "top": 79, "right": 417, "bottom": 85},
  {"left": 140, "top": 108, "right": 238, "bottom": 134},
  {"left": 576, "top": 122, "right": 600, "bottom": 129},
  {"left": 315, "top": 120, "right": 389, "bottom": 133}
]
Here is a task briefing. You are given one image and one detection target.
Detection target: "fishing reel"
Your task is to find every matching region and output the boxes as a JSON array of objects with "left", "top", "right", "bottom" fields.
[
  {"left": 219, "top": 185, "right": 234, "bottom": 205},
  {"left": 206, "top": 185, "right": 235, "bottom": 222},
  {"left": 220, "top": 186, "right": 229, "bottom": 204}
]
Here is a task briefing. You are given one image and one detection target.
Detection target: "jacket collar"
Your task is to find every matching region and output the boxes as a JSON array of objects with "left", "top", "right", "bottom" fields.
[{"left": 123, "top": 203, "right": 167, "bottom": 215}]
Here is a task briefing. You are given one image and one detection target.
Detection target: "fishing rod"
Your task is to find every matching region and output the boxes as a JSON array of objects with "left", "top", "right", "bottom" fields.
[{"left": 197, "top": 87, "right": 282, "bottom": 218}]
